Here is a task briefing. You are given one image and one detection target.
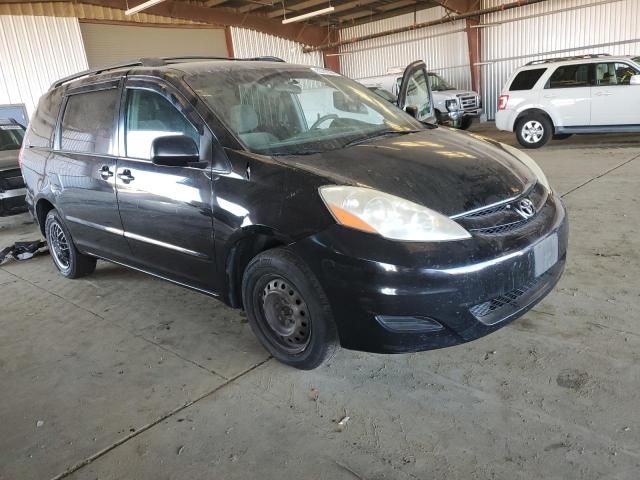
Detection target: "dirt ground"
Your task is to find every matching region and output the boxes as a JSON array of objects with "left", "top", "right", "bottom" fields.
[{"left": 1, "top": 125, "right": 639, "bottom": 479}]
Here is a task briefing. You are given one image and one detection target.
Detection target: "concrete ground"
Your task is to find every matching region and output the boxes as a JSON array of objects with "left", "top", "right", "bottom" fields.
[{"left": 1, "top": 126, "right": 639, "bottom": 480}]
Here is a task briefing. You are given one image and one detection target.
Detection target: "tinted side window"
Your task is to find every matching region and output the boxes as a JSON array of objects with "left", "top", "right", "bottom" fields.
[
  {"left": 509, "top": 69, "right": 547, "bottom": 91},
  {"left": 27, "top": 89, "right": 63, "bottom": 148},
  {"left": 125, "top": 89, "right": 198, "bottom": 160},
  {"left": 595, "top": 62, "right": 640, "bottom": 86},
  {"left": 547, "top": 64, "right": 592, "bottom": 89},
  {"left": 60, "top": 89, "right": 118, "bottom": 154}
]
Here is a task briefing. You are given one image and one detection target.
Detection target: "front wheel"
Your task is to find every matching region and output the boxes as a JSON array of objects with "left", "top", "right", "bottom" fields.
[
  {"left": 516, "top": 114, "right": 552, "bottom": 149},
  {"left": 459, "top": 116, "right": 473, "bottom": 130},
  {"left": 45, "top": 210, "right": 96, "bottom": 278},
  {"left": 242, "top": 248, "right": 337, "bottom": 370}
]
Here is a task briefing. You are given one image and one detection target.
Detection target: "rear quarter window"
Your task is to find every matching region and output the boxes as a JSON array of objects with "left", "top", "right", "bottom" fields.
[
  {"left": 27, "top": 89, "right": 64, "bottom": 148},
  {"left": 509, "top": 68, "right": 547, "bottom": 91},
  {"left": 60, "top": 88, "right": 119, "bottom": 154}
]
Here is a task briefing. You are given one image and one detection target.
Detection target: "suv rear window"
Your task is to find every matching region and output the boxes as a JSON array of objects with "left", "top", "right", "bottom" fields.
[
  {"left": 60, "top": 89, "right": 118, "bottom": 154},
  {"left": 509, "top": 68, "right": 547, "bottom": 91},
  {"left": 547, "top": 64, "right": 591, "bottom": 89}
]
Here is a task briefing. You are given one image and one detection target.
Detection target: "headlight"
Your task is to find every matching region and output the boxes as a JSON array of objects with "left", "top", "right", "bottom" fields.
[
  {"left": 319, "top": 186, "right": 471, "bottom": 242},
  {"left": 500, "top": 143, "right": 552, "bottom": 191},
  {"left": 445, "top": 99, "right": 459, "bottom": 112}
]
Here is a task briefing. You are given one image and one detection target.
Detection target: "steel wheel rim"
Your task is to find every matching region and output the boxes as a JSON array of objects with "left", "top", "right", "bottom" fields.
[
  {"left": 260, "top": 277, "right": 311, "bottom": 354},
  {"left": 522, "top": 120, "right": 544, "bottom": 143},
  {"left": 48, "top": 222, "right": 71, "bottom": 270}
]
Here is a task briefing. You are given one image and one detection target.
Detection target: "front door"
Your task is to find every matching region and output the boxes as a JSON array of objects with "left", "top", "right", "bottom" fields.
[
  {"left": 591, "top": 61, "right": 640, "bottom": 126},
  {"left": 397, "top": 61, "right": 437, "bottom": 124},
  {"left": 115, "top": 79, "right": 217, "bottom": 291}
]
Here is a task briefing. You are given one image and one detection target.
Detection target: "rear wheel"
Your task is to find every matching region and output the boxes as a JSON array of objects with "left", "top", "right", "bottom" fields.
[
  {"left": 45, "top": 210, "right": 96, "bottom": 278},
  {"left": 516, "top": 113, "right": 552, "bottom": 149},
  {"left": 242, "top": 247, "right": 337, "bottom": 370}
]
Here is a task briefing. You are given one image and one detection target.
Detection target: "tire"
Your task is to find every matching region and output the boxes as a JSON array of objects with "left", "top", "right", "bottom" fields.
[
  {"left": 45, "top": 210, "right": 96, "bottom": 279},
  {"left": 459, "top": 116, "right": 473, "bottom": 130},
  {"left": 242, "top": 247, "right": 338, "bottom": 370},
  {"left": 553, "top": 133, "right": 572, "bottom": 140},
  {"left": 515, "top": 113, "right": 553, "bottom": 149},
  {"left": 434, "top": 109, "right": 447, "bottom": 125}
]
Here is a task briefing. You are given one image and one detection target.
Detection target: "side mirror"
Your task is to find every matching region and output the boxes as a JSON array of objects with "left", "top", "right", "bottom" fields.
[
  {"left": 630, "top": 74, "right": 640, "bottom": 85},
  {"left": 404, "top": 105, "right": 418, "bottom": 118},
  {"left": 151, "top": 135, "right": 199, "bottom": 167}
]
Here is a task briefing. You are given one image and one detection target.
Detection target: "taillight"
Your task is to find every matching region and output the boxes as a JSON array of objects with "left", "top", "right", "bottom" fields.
[
  {"left": 498, "top": 95, "right": 509, "bottom": 111},
  {"left": 18, "top": 147, "right": 25, "bottom": 169}
]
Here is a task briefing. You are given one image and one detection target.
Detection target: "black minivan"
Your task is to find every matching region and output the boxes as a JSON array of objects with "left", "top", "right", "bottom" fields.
[{"left": 21, "top": 57, "right": 567, "bottom": 369}]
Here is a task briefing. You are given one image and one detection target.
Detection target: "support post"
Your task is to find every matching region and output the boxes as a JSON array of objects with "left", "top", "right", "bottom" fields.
[{"left": 466, "top": 17, "right": 481, "bottom": 93}]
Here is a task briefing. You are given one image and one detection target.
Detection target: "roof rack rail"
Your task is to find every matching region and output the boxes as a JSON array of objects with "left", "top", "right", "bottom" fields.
[
  {"left": 50, "top": 55, "right": 286, "bottom": 90},
  {"left": 525, "top": 54, "right": 611, "bottom": 65},
  {"left": 50, "top": 60, "right": 145, "bottom": 90},
  {"left": 161, "top": 55, "right": 285, "bottom": 63}
]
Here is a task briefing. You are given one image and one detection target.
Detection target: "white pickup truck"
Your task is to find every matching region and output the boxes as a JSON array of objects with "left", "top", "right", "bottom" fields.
[{"left": 358, "top": 66, "right": 482, "bottom": 129}]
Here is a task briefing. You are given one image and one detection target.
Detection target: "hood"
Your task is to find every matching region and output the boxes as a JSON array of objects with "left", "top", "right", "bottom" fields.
[
  {"left": 433, "top": 89, "right": 477, "bottom": 97},
  {"left": 0, "top": 149, "right": 20, "bottom": 171},
  {"left": 277, "top": 128, "right": 536, "bottom": 217}
]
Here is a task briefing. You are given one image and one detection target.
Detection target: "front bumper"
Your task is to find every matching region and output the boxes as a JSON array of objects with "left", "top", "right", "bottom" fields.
[
  {"left": 291, "top": 194, "right": 568, "bottom": 354},
  {"left": 0, "top": 187, "right": 27, "bottom": 215},
  {"left": 449, "top": 108, "right": 482, "bottom": 120}
]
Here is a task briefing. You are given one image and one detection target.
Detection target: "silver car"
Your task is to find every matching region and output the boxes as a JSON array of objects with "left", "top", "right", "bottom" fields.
[{"left": 0, "top": 119, "right": 27, "bottom": 215}]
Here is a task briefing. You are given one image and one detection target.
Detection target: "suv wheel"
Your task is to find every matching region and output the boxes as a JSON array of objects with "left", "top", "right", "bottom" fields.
[
  {"left": 516, "top": 114, "right": 552, "bottom": 149},
  {"left": 242, "top": 247, "right": 337, "bottom": 370},
  {"left": 45, "top": 210, "right": 97, "bottom": 278}
]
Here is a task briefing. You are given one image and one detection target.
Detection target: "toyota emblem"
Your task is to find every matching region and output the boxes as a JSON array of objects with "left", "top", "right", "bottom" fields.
[{"left": 515, "top": 198, "right": 535, "bottom": 219}]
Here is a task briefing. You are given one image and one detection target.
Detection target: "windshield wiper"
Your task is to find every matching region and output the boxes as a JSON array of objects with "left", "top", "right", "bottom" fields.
[{"left": 343, "top": 130, "right": 420, "bottom": 148}]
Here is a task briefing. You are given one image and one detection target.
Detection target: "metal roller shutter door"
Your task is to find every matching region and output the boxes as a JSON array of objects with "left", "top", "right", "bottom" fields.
[{"left": 80, "top": 22, "right": 228, "bottom": 68}]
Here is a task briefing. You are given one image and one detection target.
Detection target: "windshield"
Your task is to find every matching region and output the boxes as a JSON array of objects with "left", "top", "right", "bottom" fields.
[
  {"left": 186, "top": 66, "right": 423, "bottom": 155},
  {"left": 428, "top": 73, "right": 455, "bottom": 91},
  {"left": 0, "top": 123, "right": 25, "bottom": 151},
  {"left": 633, "top": 56, "right": 640, "bottom": 64}
]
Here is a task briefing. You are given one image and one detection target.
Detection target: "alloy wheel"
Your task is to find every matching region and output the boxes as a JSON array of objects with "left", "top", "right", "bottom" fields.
[
  {"left": 48, "top": 222, "right": 71, "bottom": 271},
  {"left": 522, "top": 120, "right": 544, "bottom": 144}
]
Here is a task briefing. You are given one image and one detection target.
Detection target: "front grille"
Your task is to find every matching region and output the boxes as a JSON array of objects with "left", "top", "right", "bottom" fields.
[
  {"left": 458, "top": 95, "right": 478, "bottom": 111},
  {"left": 469, "top": 269, "right": 554, "bottom": 325},
  {"left": 0, "top": 168, "right": 24, "bottom": 191},
  {"left": 0, "top": 195, "right": 27, "bottom": 215},
  {"left": 470, "top": 219, "right": 528, "bottom": 235},
  {"left": 464, "top": 203, "right": 508, "bottom": 219},
  {"left": 455, "top": 183, "right": 548, "bottom": 237}
]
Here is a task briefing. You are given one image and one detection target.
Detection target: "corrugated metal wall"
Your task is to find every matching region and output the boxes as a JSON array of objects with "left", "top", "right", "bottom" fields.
[
  {"left": 481, "top": 0, "right": 640, "bottom": 119},
  {"left": 339, "top": 7, "right": 472, "bottom": 90},
  {"left": 0, "top": 15, "right": 88, "bottom": 117},
  {"left": 230, "top": 27, "right": 323, "bottom": 65}
]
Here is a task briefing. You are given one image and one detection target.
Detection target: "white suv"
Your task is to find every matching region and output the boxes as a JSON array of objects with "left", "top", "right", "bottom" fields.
[{"left": 496, "top": 54, "right": 640, "bottom": 148}]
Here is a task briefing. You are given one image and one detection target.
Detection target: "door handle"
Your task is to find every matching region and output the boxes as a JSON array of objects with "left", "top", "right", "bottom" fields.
[
  {"left": 118, "top": 169, "right": 135, "bottom": 183},
  {"left": 100, "top": 165, "right": 114, "bottom": 180},
  {"left": 543, "top": 94, "right": 555, "bottom": 99},
  {"left": 595, "top": 91, "right": 613, "bottom": 96}
]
